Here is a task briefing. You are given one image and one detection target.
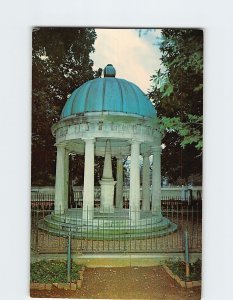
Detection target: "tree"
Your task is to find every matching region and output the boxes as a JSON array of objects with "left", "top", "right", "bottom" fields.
[
  {"left": 148, "top": 29, "right": 203, "bottom": 183},
  {"left": 32, "top": 27, "right": 97, "bottom": 185}
]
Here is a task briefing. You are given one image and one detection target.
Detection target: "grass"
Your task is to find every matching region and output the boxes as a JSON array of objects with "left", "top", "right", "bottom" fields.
[
  {"left": 165, "top": 258, "right": 201, "bottom": 281},
  {"left": 30, "top": 260, "right": 82, "bottom": 283}
]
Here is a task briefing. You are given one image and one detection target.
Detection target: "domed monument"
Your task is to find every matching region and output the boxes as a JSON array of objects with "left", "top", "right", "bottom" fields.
[{"left": 39, "top": 64, "right": 177, "bottom": 238}]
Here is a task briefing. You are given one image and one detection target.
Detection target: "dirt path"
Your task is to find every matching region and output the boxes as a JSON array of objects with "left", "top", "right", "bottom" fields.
[{"left": 31, "top": 266, "right": 201, "bottom": 299}]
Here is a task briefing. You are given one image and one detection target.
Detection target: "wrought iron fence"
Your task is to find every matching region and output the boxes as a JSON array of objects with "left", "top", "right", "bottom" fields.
[
  {"left": 31, "top": 193, "right": 202, "bottom": 210},
  {"left": 31, "top": 201, "right": 201, "bottom": 254}
]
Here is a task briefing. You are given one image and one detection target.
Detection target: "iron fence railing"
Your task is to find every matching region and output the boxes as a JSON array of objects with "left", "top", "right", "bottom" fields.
[
  {"left": 31, "top": 193, "right": 202, "bottom": 211},
  {"left": 31, "top": 203, "right": 201, "bottom": 255}
]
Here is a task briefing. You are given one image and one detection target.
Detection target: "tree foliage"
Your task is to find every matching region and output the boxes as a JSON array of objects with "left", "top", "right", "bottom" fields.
[
  {"left": 32, "top": 27, "right": 97, "bottom": 185},
  {"left": 160, "top": 115, "right": 203, "bottom": 150},
  {"left": 148, "top": 29, "right": 203, "bottom": 183}
]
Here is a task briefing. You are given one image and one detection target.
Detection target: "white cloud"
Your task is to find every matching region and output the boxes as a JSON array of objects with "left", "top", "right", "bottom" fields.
[{"left": 90, "top": 29, "right": 161, "bottom": 93}]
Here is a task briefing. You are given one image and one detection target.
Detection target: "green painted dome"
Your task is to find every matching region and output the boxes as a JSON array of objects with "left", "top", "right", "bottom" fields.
[{"left": 61, "top": 64, "right": 156, "bottom": 119}]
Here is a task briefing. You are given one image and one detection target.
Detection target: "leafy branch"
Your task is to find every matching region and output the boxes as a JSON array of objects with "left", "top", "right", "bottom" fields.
[{"left": 159, "top": 115, "right": 203, "bottom": 150}]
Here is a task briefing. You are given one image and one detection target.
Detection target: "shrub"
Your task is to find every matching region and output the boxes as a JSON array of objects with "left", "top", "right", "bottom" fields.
[
  {"left": 30, "top": 260, "right": 82, "bottom": 283},
  {"left": 166, "top": 258, "right": 201, "bottom": 281}
]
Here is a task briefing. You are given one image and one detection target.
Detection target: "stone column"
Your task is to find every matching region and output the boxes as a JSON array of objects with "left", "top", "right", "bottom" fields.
[
  {"left": 142, "top": 153, "right": 151, "bottom": 211},
  {"left": 100, "top": 140, "right": 116, "bottom": 213},
  {"left": 129, "top": 139, "right": 141, "bottom": 223},
  {"left": 115, "top": 156, "right": 124, "bottom": 209},
  {"left": 63, "top": 149, "right": 69, "bottom": 210},
  {"left": 54, "top": 144, "right": 69, "bottom": 214},
  {"left": 82, "top": 138, "right": 95, "bottom": 221},
  {"left": 151, "top": 146, "right": 162, "bottom": 219}
]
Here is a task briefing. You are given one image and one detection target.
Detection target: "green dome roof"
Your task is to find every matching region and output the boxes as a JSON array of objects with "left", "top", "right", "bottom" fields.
[{"left": 61, "top": 64, "right": 156, "bottom": 119}]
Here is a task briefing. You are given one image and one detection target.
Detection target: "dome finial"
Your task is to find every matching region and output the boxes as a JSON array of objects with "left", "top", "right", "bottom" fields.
[{"left": 104, "top": 64, "right": 116, "bottom": 77}]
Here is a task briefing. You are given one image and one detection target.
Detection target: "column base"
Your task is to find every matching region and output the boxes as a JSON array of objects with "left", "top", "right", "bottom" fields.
[
  {"left": 151, "top": 210, "right": 163, "bottom": 222},
  {"left": 129, "top": 205, "right": 140, "bottom": 224},
  {"left": 54, "top": 209, "right": 65, "bottom": 215},
  {"left": 115, "top": 200, "right": 123, "bottom": 209},
  {"left": 82, "top": 206, "right": 94, "bottom": 221},
  {"left": 99, "top": 205, "right": 115, "bottom": 214},
  {"left": 142, "top": 202, "right": 151, "bottom": 212}
]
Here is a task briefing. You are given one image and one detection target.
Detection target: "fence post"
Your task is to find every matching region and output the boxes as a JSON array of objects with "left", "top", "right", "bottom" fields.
[
  {"left": 184, "top": 230, "right": 190, "bottom": 282},
  {"left": 67, "top": 228, "right": 71, "bottom": 283}
]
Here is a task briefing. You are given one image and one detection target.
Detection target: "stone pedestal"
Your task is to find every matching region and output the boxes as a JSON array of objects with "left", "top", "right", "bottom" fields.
[{"left": 100, "top": 179, "right": 116, "bottom": 213}]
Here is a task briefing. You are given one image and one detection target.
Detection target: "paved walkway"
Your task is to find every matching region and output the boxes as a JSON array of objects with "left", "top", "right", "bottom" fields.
[{"left": 31, "top": 266, "right": 201, "bottom": 299}]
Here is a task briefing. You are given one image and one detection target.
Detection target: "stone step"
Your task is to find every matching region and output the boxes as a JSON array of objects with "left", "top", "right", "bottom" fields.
[
  {"left": 43, "top": 214, "right": 171, "bottom": 231},
  {"left": 38, "top": 217, "right": 177, "bottom": 240},
  {"left": 50, "top": 212, "right": 170, "bottom": 228}
]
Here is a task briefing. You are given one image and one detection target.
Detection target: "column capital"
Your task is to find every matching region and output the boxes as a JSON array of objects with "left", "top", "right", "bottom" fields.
[
  {"left": 152, "top": 145, "right": 161, "bottom": 153},
  {"left": 142, "top": 151, "right": 151, "bottom": 157},
  {"left": 82, "top": 137, "right": 95, "bottom": 144},
  {"left": 55, "top": 143, "right": 66, "bottom": 149},
  {"left": 131, "top": 139, "right": 141, "bottom": 145},
  {"left": 115, "top": 154, "right": 124, "bottom": 160}
]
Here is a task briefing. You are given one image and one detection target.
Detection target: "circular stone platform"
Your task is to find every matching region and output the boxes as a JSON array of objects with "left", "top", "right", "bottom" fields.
[{"left": 38, "top": 209, "right": 177, "bottom": 240}]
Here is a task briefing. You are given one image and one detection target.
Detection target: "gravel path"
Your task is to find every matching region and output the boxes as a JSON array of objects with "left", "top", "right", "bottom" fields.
[{"left": 31, "top": 266, "right": 201, "bottom": 299}]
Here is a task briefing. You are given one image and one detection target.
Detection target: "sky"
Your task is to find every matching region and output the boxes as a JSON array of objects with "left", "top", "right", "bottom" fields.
[{"left": 90, "top": 28, "right": 162, "bottom": 93}]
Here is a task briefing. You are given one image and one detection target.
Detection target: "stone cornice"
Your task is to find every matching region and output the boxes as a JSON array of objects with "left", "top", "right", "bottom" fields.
[
  {"left": 51, "top": 113, "right": 159, "bottom": 135},
  {"left": 55, "top": 120, "right": 160, "bottom": 143},
  {"left": 52, "top": 113, "right": 161, "bottom": 156}
]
